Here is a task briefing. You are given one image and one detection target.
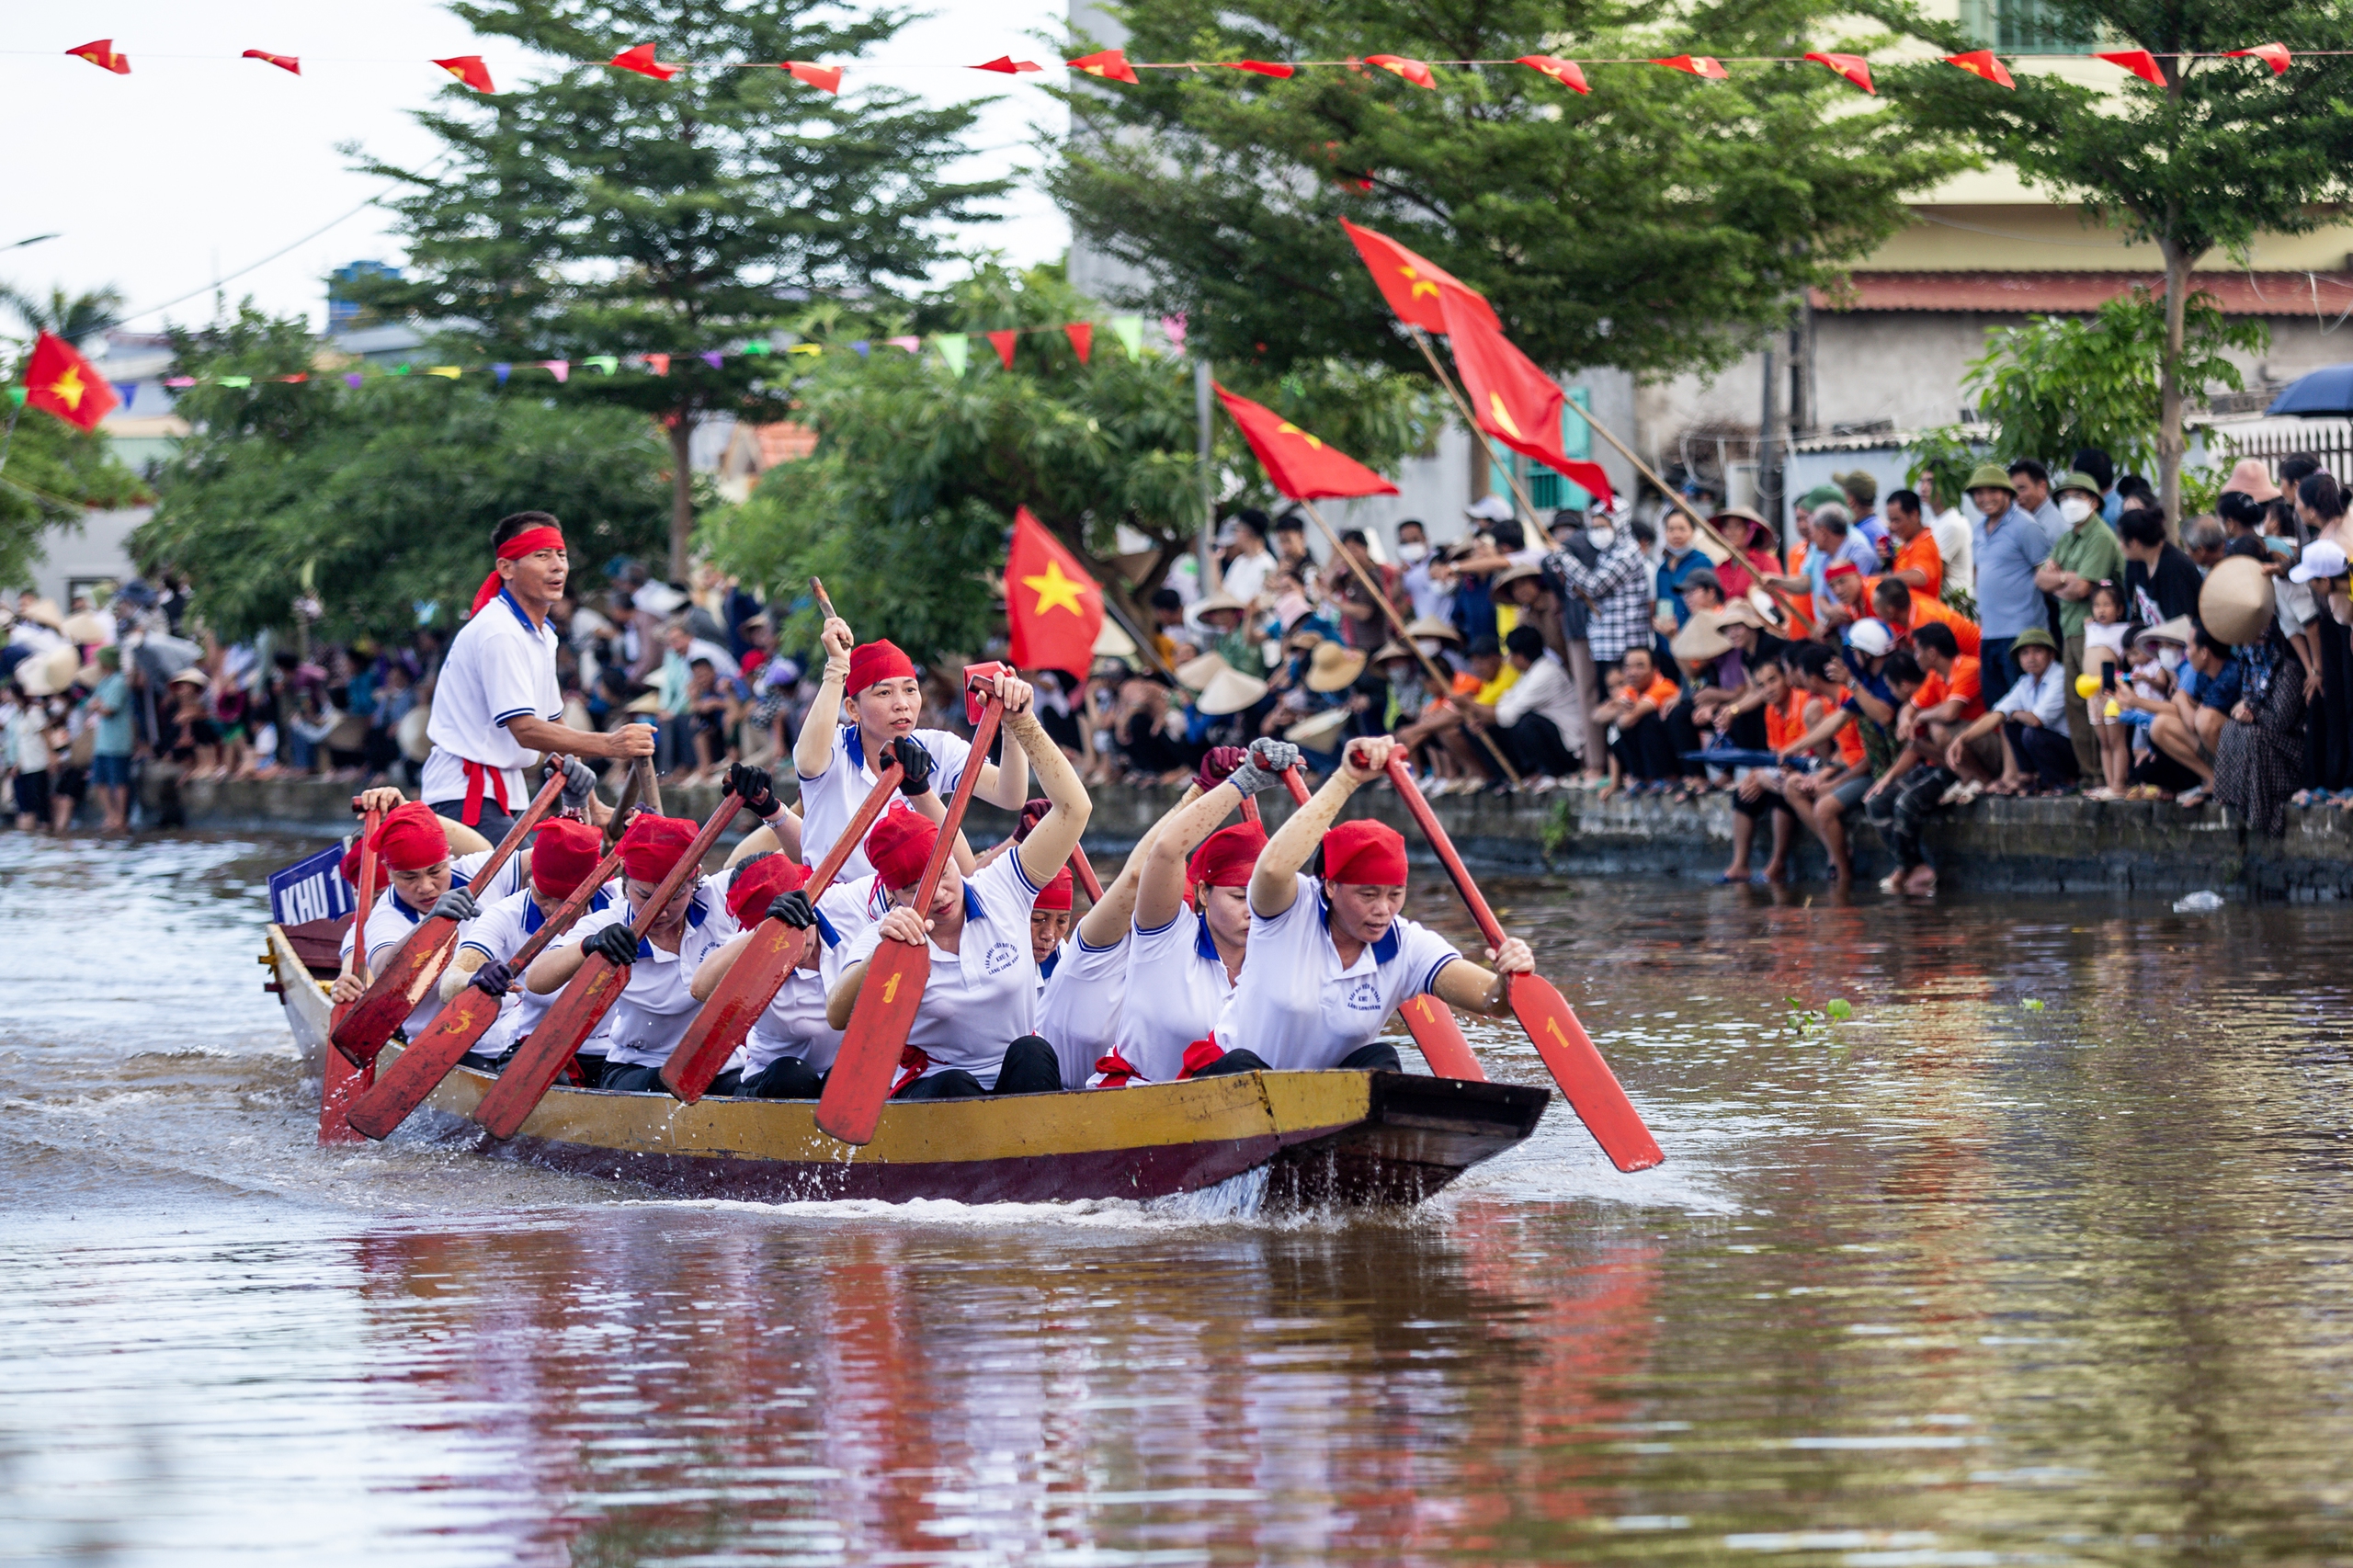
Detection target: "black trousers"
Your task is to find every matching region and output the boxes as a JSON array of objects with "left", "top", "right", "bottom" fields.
[
  {"left": 2006, "top": 722, "right": 2079, "bottom": 789},
  {"left": 430, "top": 796, "right": 517, "bottom": 843},
  {"left": 1862, "top": 766, "right": 1954, "bottom": 870},
  {"left": 1499, "top": 712, "right": 1578, "bottom": 777},
  {"left": 895, "top": 1036, "right": 1063, "bottom": 1099},
  {"left": 1729, "top": 784, "right": 1798, "bottom": 824},
  {"left": 743, "top": 1056, "right": 824, "bottom": 1100},
  {"left": 1192, "top": 1040, "right": 1402, "bottom": 1077},
  {"left": 1608, "top": 711, "right": 1679, "bottom": 780},
  {"left": 597, "top": 1062, "right": 667, "bottom": 1094}
]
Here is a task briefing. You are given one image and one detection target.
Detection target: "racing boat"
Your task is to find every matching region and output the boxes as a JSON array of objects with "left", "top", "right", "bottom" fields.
[{"left": 264, "top": 919, "right": 1548, "bottom": 1209}]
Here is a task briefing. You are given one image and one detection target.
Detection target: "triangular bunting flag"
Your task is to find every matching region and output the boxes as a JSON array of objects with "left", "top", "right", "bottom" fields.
[
  {"left": 973, "top": 55, "right": 1043, "bottom": 74},
  {"left": 742, "top": 340, "right": 771, "bottom": 356},
  {"left": 110, "top": 381, "right": 139, "bottom": 407},
  {"left": 426, "top": 367, "right": 461, "bottom": 379},
  {"left": 1109, "top": 316, "right": 1143, "bottom": 358},
  {"left": 851, "top": 340, "right": 870, "bottom": 358},
  {"left": 1006, "top": 507, "right": 1105, "bottom": 680},
  {"left": 492, "top": 363, "right": 512, "bottom": 384},
  {"left": 1364, "top": 54, "right": 1436, "bottom": 88},
  {"left": 1804, "top": 51, "right": 1874, "bottom": 93},
  {"left": 699, "top": 350, "right": 724, "bottom": 369},
  {"left": 609, "top": 43, "right": 676, "bottom": 81},
  {"left": 584, "top": 355, "right": 618, "bottom": 375},
  {"left": 1650, "top": 55, "right": 1728, "bottom": 79},
  {"left": 1063, "top": 323, "right": 1094, "bottom": 363},
  {"left": 1213, "top": 383, "right": 1399, "bottom": 500},
  {"left": 66, "top": 40, "right": 130, "bottom": 74},
  {"left": 1945, "top": 50, "right": 2016, "bottom": 87},
  {"left": 886, "top": 335, "right": 921, "bottom": 353},
  {"left": 1515, "top": 54, "right": 1590, "bottom": 94},
  {"left": 2097, "top": 49, "right": 2165, "bottom": 84},
  {"left": 987, "top": 330, "right": 1017, "bottom": 369},
  {"left": 277, "top": 374, "right": 309, "bottom": 383},
  {"left": 644, "top": 353, "right": 670, "bottom": 376},
  {"left": 937, "top": 335, "right": 970, "bottom": 376},
  {"left": 433, "top": 55, "right": 495, "bottom": 92},
  {"left": 1161, "top": 314, "right": 1187, "bottom": 353},
  {"left": 2227, "top": 42, "right": 2291, "bottom": 75},
  {"left": 344, "top": 373, "right": 365, "bottom": 388},
  {"left": 218, "top": 377, "right": 254, "bottom": 389},
  {"left": 783, "top": 61, "right": 842, "bottom": 92},
  {"left": 1224, "top": 60, "right": 1295, "bottom": 78},
  {"left": 1067, "top": 49, "right": 1139, "bottom": 85},
  {"left": 540, "top": 360, "right": 569, "bottom": 382},
  {"left": 22, "top": 333, "right": 119, "bottom": 432},
  {"left": 788, "top": 344, "right": 822, "bottom": 357},
  {"left": 243, "top": 50, "right": 301, "bottom": 74}
]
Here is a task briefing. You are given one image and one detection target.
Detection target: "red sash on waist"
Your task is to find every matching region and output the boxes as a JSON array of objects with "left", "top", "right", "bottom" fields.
[
  {"left": 889, "top": 1043, "right": 930, "bottom": 1096},
  {"left": 1176, "top": 1039, "right": 1226, "bottom": 1080},
  {"left": 1090, "top": 1050, "right": 1141, "bottom": 1088},
  {"left": 460, "top": 758, "right": 513, "bottom": 826}
]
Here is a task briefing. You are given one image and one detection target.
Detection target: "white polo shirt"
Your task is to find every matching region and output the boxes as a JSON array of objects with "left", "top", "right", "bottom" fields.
[
  {"left": 554, "top": 882, "right": 729, "bottom": 1070},
  {"left": 1035, "top": 931, "right": 1129, "bottom": 1086},
  {"left": 422, "top": 588, "right": 565, "bottom": 815},
  {"left": 796, "top": 724, "right": 972, "bottom": 881},
  {"left": 837, "top": 853, "right": 1042, "bottom": 1088},
  {"left": 457, "top": 881, "right": 619, "bottom": 1059},
  {"left": 339, "top": 849, "right": 532, "bottom": 1039},
  {"left": 723, "top": 880, "right": 872, "bottom": 1079},
  {"left": 1118, "top": 912, "right": 1243, "bottom": 1084},
  {"left": 1214, "top": 874, "right": 1463, "bottom": 1071}
]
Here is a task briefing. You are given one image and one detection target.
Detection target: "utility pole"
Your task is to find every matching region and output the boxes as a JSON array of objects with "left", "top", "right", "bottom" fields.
[{"left": 1194, "top": 358, "right": 1218, "bottom": 591}]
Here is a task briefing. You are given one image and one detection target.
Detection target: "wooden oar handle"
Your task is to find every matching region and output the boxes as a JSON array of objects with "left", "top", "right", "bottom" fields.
[
  {"left": 810, "top": 576, "right": 838, "bottom": 624},
  {"left": 1068, "top": 845, "right": 1104, "bottom": 903},
  {"left": 1384, "top": 754, "right": 1506, "bottom": 950},
  {"left": 1280, "top": 766, "right": 1312, "bottom": 806},
  {"left": 508, "top": 848, "right": 626, "bottom": 970}
]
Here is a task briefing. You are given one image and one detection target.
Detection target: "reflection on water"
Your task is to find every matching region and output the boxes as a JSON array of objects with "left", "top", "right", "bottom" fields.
[{"left": 4, "top": 833, "right": 2352, "bottom": 1564}]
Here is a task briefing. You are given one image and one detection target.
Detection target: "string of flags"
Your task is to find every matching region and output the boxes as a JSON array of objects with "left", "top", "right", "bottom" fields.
[{"left": 53, "top": 36, "right": 2311, "bottom": 98}]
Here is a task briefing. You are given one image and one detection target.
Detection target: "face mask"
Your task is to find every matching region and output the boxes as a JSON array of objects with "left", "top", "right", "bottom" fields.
[
  {"left": 1397, "top": 542, "right": 1428, "bottom": 562},
  {"left": 1415, "top": 638, "right": 1446, "bottom": 659},
  {"left": 2156, "top": 644, "right": 2185, "bottom": 671},
  {"left": 1587, "top": 527, "right": 1616, "bottom": 550},
  {"left": 2060, "top": 496, "right": 2095, "bottom": 525}
]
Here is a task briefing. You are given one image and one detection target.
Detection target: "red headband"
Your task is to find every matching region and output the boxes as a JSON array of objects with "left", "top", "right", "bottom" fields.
[
  {"left": 1188, "top": 823, "right": 1267, "bottom": 889},
  {"left": 342, "top": 801, "right": 449, "bottom": 883},
  {"left": 846, "top": 639, "right": 917, "bottom": 696},
  {"left": 1824, "top": 561, "right": 1862, "bottom": 581},
  {"left": 724, "top": 854, "right": 812, "bottom": 928},
  {"left": 864, "top": 804, "right": 938, "bottom": 891},
  {"left": 1035, "top": 866, "right": 1074, "bottom": 912},
  {"left": 617, "top": 813, "right": 698, "bottom": 884},
  {"left": 1322, "top": 819, "right": 1408, "bottom": 887},
  {"left": 470, "top": 525, "right": 568, "bottom": 614},
  {"left": 529, "top": 817, "right": 606, "bottom": 899}
]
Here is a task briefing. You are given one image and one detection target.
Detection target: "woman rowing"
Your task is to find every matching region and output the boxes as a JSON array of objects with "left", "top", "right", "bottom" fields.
[
  {"left": 687, "top": 851, "right": 881, "bottom": 1100},
  {"left": 824, "top": 672, "right": 1088, "bottom": 1097},
  {"left": 438, "top": 817, "right": 618, "bottom": 1076},
  {"left": 1195, "top": 735, "right": 1536, "bottom": 1075},
  {"left": 793, "top": 614, "right": 1028, "bottom": 879}
]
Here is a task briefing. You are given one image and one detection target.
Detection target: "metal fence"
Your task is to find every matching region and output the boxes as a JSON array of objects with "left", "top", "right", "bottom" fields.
[{"left": 2195, "top": 415, "right": 2353, "bottom": 483}]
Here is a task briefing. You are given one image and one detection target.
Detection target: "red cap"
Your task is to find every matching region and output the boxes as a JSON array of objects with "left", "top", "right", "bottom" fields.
[
  {"left": 864, "top": 804, "right": 938, "bottom": 891},
  {"left": 724, "top": 854, "right": 812, "bottom": 928},
  {"left": 1322, "top": 819, "right": 1408, "bottom": 886},
  {"left": 342, "top": 801, "right": 451, "bottom": 883},
  {"left": 1824, "top": 561, "right": 1862, "bottom": 581},
  {"left": 1035, "top": 866, "right": 1074, "bottom": 911},
  {"left": 846, "top": 639, "right": 917, "bottom": 695},
  {"left": 1188, "top": 823, "right": 1267, "bottom": 889},
  {"left": 529, "top": 818, "right": 605, "bottom": 899},
  {"left": 617, "top": 813, "right": 698, "bottom": 883}
]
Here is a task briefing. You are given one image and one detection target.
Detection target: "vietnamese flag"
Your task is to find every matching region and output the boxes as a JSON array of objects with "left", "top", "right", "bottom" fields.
[
  {"left": 1067, "top": 49, "right": 1139, "bottom": 85},
  {"left": 783, "top": 61, "right": 841, "bottom": 92},
  {"left": 1005, "top": 507, "right": 1104, "bottom": 679},
  {"left": 2097, "top": 49, "right": 2165, "bottom": 85},
  {"left": 22, "top": 332, "right": 119, "bottom": 434},
  {"left": 433, "top": 55, "right": 495, "bottom": 92},
  {"left": 1339, "top": 219, "right": 1497, "bottom": 335},
  {"left": 1804, "top": 51, "right": 1873, "bottom": 93},
  {"left": 1213, "top": 383, "right": 1398, "bottom": 501},
  {"left": 609, "top": 43, "right": 676, "bottom": 81},
  {"left": 67, "top": 40, "right": 131, "bottom": 74},
  {"left": 243, "top": 49, "right": 301, "bottom": 74},
  {"left": 1438, "top": 295, "right": 1616, "bottom": 510},
  {"left": 1944, "top": 50, "right": 2016, "bottom": 87},
  {"left": 1516, "top": 54, "right": 1589, "bottom": 94},
  {"left": 2228, "top": 42, "right": 2291, "bottom": 75}
]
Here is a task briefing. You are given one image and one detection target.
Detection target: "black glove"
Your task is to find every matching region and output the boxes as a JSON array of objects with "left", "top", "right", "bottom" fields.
[
  {"left": 767, "top": 890, "right": 815, "bottom": 930},
  {"left": 1195, "top": 745, "right": 1246, "bottom": 792},
  {"left": 554, "top": 755, "right": 597, "bottom": 813},
  {"left": 890, "top": 736, "right": 935, "bottom": 798},
  {"left": 585, "top": 922, "right": 640, "bottom": 967},
  {"left": 429, "top": 887, "right": 480, "bottom": 923},
  {"left": 469, "top": 958, "right": 515, "bottom": 998},
  {"left": 726, "top": 760, "right": 778, "bottom": 817}
]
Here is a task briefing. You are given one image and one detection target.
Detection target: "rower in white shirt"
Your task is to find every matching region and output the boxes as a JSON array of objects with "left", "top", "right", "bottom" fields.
[
  {"left": 1199, "top": 736, "right": 1535, "bottom": 1075},
  {"left": 441, "top": 817, "right": 619, "bottom": 1074},
  {"left": 688, "top": 853, "right": 878, "bottom": 1099},
  {"left": 791, "top": 614, "right": 1028, "bottom": 880},
  {"left": 330, "top": 793, "right": 536, "bottom": 1039},
  {"left": 422, "top": 511, "right": 655, "bottom": 840}
]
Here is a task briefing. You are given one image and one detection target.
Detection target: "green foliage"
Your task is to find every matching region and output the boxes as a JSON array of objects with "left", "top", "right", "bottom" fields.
[
  {"left": 137, "top": 304, "right": 667, "bottom": 643},
  {"left": 1963, "top": 288, "right": 2266, "bottom": 474},
  {"left": 701, "top": 263, "right": 1437, "bottom": 665},
  {"left": 1049, "top": 0, "right": 1973, "bottom": 380},
  {"left": 1, "top": 282, "right": 126, "bottom": 346},
  {"left": 1905, "top": 425, "right": 1988, "bottom": 517},
  {"left": 0, "top": 397, "right": 146, "bottom": 594}
]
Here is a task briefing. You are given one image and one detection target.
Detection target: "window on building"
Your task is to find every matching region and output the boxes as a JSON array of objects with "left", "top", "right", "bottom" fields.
[
  {"left": 1960, "top": 0, "right": 2096, "bottom": 53},
  {"left": 1490, "top": 388, "right": 1596, "bottom": 512}
]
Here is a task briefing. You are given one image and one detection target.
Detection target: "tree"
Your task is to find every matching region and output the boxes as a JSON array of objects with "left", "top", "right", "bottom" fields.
[
  {"left": 1895, "top": 2, "right": 2353, "bottom": 522},
  {"left": 137, "top": 304, "right": 668, "bottom": 642},
  {"left": 1049, "top": 0, "right": 1972, "bottom": 385},
  {"left": 0, "top": 373, "right": 145, "bottom": 595},
  {"left": 353, "top": 0, "right": 1014, "bottom": 579},
  {"left": 701, "top": 263, "right": 1435, "bottom": 665},
  {"left": 1, "top": 282, "right": 127, "bottom": 347}
]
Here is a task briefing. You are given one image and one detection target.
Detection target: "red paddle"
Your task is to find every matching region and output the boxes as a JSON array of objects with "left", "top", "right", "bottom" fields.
[
  {"left": 659, "top": 758, "right": 904, "bottom": 1104},
  {"left": 329, "top": 769, "right": 567, "bottom": 1068},
  {"left": 1382, "top": 755, "right": 1662, "bottom": 1171},
  {"left": 1272, "top": 765, "right": 1484, "bottom": 1082},
  {"left": 346, "top": 845, "right": 625, "bottom": 1140},
  {"left": 321, "top": 801, "right": 381, "bottom": 1145},
  {"left": 816, "top": 674, "right": 1008, "bottom": 1146},
  {"left": 1068, "top": 844, "right": 1104, "bottom": 903},
  {"left": 472, "top": 791, "right": 745, "bottom": 1139}
]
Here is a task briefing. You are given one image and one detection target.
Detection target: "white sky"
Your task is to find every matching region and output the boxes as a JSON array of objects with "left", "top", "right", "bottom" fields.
[{"left": 2, "top": 0, "right": 1074, "bottom": 336}]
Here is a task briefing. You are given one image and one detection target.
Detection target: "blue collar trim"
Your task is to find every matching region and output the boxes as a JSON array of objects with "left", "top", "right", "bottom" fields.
[
  {"left": 499, "top": 587, "right": 540, "bottom": 635},
  {"left": 813, "top": 909, "right": 840, "bottom": 949},
  {"left": 1040, "top": 948, "right": 1061, "bottom": 979},
  {"left": 1319, "top": 892, "right": 1398, "bottom": 963},
  {"left": 845, "top": 725, "right": 864, "bottom": 770},
  {"left": 1194, "top": 912, "right": 1220, "bottom": 961},
  {"left": 962, "top": 882, "right": 983, "bottom": 922},
  {"left": 523, "top": 885, "right": 608, "bottom": 935}
]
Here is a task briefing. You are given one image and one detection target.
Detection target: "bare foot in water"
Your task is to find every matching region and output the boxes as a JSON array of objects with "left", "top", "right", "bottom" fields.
[{"left": 1903, "top": 864, "right": 1938, "bottom": 895}]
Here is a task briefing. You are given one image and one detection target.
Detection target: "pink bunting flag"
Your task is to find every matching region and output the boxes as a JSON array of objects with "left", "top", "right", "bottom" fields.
[
  {"left": 1160, "top": 313, "right": 1187, "bottom": 353},
  {"left": 973, "top": 55, "right": 1043, "bottom": 74},
  {"left": 243, "top": 50, "right": 301, "bottom": 75},
  {"left": 1224, "top": 60, "right": 1295, "bottom": 78},
  {"left": 1650, "top": 55, "right": 1728, "bottom": 79},
  {"left": 2097, "top": 49, "right": 2165, "bottom": 85},
  {"left": 886, "top": 335, "right": 921, "bottom": 353},
  {"left": 783, "top": 61, "right": 841, "bottom": 92},
  {"left": 1516, "top": 54, "right": 1590, "bottom": 94},
  {"left": 2227, "top": 41, "right": 2291, "bottom": 75},
  {"left": 163, "top": 377, "right": 196, "bottom": 388},
  {"left": 609, "top": 43, "right": 676, "bottom": 82},
  {"left": 1363, "top": 54, "right": 1436, "bottom": 88},
  {"left": 1063, "top": 323, "right": 1093, "bottom": 363},
  {"left": 540, "top": 360, "right": 569, "bottom": 382},
  {"left": 1804, "top": 51, "right": 1873, "bottom": 93},
  {"left": 1067, "top": 49, "right": 1138, "bottom": 85}
]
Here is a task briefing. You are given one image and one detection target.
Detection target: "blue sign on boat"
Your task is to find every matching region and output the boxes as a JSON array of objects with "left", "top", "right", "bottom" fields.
[{"left": 267, "top": 843, "right": 355, "bottom": 926}]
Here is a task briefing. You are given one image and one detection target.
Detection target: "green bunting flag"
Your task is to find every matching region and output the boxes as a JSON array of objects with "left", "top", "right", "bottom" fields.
[
  {"left": 584, "top": 355, "right": 618, "bottom": 375},
  {"left": 937, "top": 334, "right": 970, "bottom": 377},
  {"left": 1110, "top": 315, "right": 1143, "bottom": 358},
  {"left": 217, "top": 376, "right": 254, "bottom": 388},
  {"left": 6, "top": 386, "right": 25, "bottom": 407}
]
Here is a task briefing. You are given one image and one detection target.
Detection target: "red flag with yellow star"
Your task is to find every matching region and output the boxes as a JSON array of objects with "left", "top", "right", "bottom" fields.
[
  {"left": 1439, "top": 295, "right": 1616, "bottom": 510},
  {"left": 1338, "top": 219, "right": 1496, "bottom": 336},
  {"left": 22, "top": 333, "right": 118, "bottom": 434},
  {"left": 1213, "top": 383, "right": 1399, "bottom": 501},
  {"left": 1005, "top": 507, "right": 1104, "bottom": 679}
]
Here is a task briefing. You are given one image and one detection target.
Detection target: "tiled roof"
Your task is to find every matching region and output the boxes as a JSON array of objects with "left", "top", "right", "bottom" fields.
[{"left": 1811, "top": 271, "right": 2353, "bottom": 315}]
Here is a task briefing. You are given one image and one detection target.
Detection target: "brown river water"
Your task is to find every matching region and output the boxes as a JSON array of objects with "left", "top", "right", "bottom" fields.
[{"left": 4, "top": 831, "right": 2351, "bottom": 1566}]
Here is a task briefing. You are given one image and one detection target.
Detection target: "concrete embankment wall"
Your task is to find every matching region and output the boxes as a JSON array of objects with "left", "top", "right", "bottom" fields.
[{"left": 135, "top": 771, "right": 2353, "bottom": 899}]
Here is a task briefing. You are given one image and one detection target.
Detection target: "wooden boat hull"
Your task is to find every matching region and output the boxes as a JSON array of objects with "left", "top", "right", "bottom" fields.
[{"left": 263, "top": 922, "right": 1547, "bottom": 1209}]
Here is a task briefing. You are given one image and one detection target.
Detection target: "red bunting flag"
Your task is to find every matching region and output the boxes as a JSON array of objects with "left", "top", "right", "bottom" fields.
[
  {"left": 434, "top": 55, "right": 495, "bottom": 92},
  {"left": 783, "top": 61, "right": 841, "bottom": 92},
  {"left": 1439, "top": 297, "right": 1616, "bottom": 511},
  {"left": 243, "top": 49, "right": 301, "bottom": 75},
  {"left": 973, "top": 55, "right": 1043, "bottom": 74},
  {"left": 1339, "top": 219, "right": 1498, "bottom": 336},
  {"left": 1067, "top": 49, "right": 1138, "bottom": 85},
  {"left": 1063, "top": 323, "right": 1093, "bottom": 363},
  {"left": 1651, "top": 55, "right": 1728, "bottom": 79},
  {"left": 1364, "top": 54, "right": 1436, "bottom": 88},
  {"left": 1516, "top": 54, "right": 1590, "bottom": 94},
  {"left": 23, "top": 333, "right": 119, "bottom": 434},
  {"left": 1005, "top": 507, "right": 1105, "bottom": 680},
  {"left": 1945, "top": 50, "right": 2016, "bottom": 87},
  {"left": 1214, "top": 383, "right": 1398, "bottom": 501},
  {"left": 609, "top": 43, "right": 676, "bottom": 81},
  {"left": 643, "top": 353, "right": 670, "bottom": 376},
  {"left": 1804, "top": 51, "right": 1873, "bottom": 93},
  {"left": 1225, "top": 60, "right": 1295, "bottom": 78},
  {"left": 66, "top": 40, "right": 130, "bottom": 74},
  {"left": 2097, "top": 49, "right": 2165, "bottom": 84},
  {"left": 2227, "top": 41, "right": 2291, "bottom": 75},
  {"left": 987, "top": 330, "right": 1017, "bottom": 369}
]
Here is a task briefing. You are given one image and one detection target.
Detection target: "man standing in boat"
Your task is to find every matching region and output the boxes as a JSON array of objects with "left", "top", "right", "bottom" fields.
[{"left": 424, "top": 512, "right": 658, "bottom": 839}]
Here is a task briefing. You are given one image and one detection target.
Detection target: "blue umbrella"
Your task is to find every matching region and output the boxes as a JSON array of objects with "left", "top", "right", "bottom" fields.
[{"left": 2266, "top": 364, "right": 2353, "bottom": 416}]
